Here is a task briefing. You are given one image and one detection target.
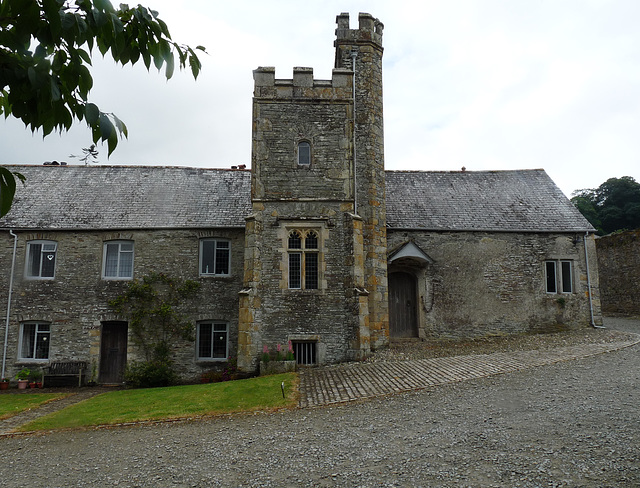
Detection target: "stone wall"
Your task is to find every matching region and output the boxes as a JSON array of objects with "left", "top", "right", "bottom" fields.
[
  {"left": 596, "top": 230, "right": 640, "bottom": 315},
  {"left": 387, "top": 230, "right": 602, "bottom": 339},
  {"left": 0, "top": 228, "right": 244, "bottom": 382}
]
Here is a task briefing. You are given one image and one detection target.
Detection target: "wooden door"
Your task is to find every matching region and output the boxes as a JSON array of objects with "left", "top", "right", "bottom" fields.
[
  {"left": 99, "top": 321, "right": 128, "bottom": 383},
  {"left": 389, "top": 272, "right": 418, "bottom": 338}
]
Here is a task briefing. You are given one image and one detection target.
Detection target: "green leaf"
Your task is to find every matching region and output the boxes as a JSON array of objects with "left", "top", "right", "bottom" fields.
[
  {"left": 113, "top": 114, "right": 128, "bottom": 138},
  {"left": 107, "top": 125, "right": 118, "bottom": 156},
  {"left": 77, "top": 48, "right": 92, "bottom": 65},
  {"left": 85, "top": 102, "right": 99, "bottom": 125},
  {"left": 0, "top": 167, "right": 18, "bottom": 217},
  {"left": 50, "top": 78, "right": 61, "bottom": 101},
  {"left": 27, "top": 67, "right": 37, "bottom": 87},
  {"left": 165, "top": 52, "right": 174, "bottom": 80},
  {"left": 99, "top": 113, "right": 113, "bottom": 141}
]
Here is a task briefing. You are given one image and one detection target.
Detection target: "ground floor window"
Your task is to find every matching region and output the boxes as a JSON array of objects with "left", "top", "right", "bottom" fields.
[
  {"left": 292, "top": 341, "right": 317, "bottom": 365},
  {"left": 197, "top": 322, "right": 228, "bottom": 360},
  {"left": 19, "top": 322, "right": 50, "bottom": 360},
  {"left": 545, "top": 260, "right": 573, "bottom": 294}
]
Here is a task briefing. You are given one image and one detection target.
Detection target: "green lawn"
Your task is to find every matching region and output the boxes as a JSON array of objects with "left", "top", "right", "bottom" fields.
[
  {"left": 0, "top": 393, "right": 70, "bottom": 420},
  {"left": 19, "top": 373, "right": 298, "bottom": 431}
]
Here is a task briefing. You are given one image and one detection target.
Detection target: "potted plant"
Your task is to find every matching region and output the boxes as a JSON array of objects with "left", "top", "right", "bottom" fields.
[
  {"left": 259, "top": 342, "right": 297, "bottom": 376},
  {"left": 16, "top": 368, "right": 30, "bottom": 389},
  {"left": 30, "top": 369, "right": 43, "bottom": 388},
  {"left": 0, "top": 378, "right": 9, "bottom": 390}
]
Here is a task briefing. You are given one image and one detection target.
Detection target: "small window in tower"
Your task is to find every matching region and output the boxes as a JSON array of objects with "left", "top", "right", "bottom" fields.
[{"left": 298, "top": 141, "right": 311, "bottom": 166}]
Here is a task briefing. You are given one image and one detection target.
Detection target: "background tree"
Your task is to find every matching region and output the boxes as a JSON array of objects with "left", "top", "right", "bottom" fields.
[
  {"left": 571, "top": 176, "right": 640, "bottom": 234},
  {"left": 109, "top": 273, "right": 201, "bottom": 387},
  {"left": 0, "top": 0, "right": 205, "bottom": 216},
  {"left": 69, "top": 143, "right": 99, "bottom": 165}
]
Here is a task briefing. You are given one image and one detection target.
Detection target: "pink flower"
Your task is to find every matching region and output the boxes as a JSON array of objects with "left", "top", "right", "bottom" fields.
[
  {"left": 263, "top": 345, "right": 269, "bottom": 353},
  {"left": 277, "top": 343, "right": 282, "bottom": 352},
  {"left": 288, "top": 340, "right": 293, "bottom": 352}
]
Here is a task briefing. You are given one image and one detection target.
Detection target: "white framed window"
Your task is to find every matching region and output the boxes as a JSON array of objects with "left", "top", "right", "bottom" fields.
[
  {"left": 19, "top": 322, "right": 51, "bottom": 360},
  {"left": 103, "top": 240, "right": 134, "bottom": 279},
  {"left": 200, "top": 239, "right": 230, "bottom": 276},
  {"left": 26, "top": 240, "right": 57, "bottom": 279},
  {"left": 298, "top": 141, "right": 311, "bottom": 166},
  {"left": 288, "top": 230, "right": 319, "bottom": 289},
  {"left": 197, "top": 321, "right": 229, "bottom": 360},
  {"left": 545, "top": 260, "right": 573, "bottom": 294}
]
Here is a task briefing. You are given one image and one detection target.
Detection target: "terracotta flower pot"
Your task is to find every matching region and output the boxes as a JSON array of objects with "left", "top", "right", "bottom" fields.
[
  {"left": 17, "top": 380, "right": 28, "bottom": 390},
  {"left": 0, "top": 381, "right": 9, "bottom": 390}
]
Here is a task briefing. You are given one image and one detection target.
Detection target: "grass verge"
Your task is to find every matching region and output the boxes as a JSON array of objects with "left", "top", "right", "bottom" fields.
[
  {"left": 18, "top": 373, "right": 298, "bottom": 431},
  {"left": 0, "top": 393, "right": 70, "bottom": 420}
]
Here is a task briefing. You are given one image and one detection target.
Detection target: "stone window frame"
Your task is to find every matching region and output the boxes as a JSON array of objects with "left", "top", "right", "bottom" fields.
[
  {"left": 102, "top": 240, "right": 134, "bottom": 280},
  {"left": 545, "top": 260, "right": 573, "bottom": 294},
  {"left": 279, "top": 220, "right": 327, "bottom": 292},
  {"left": 196, "top": 320, "right": 229, "bottom": 361},
  {"left": 25, "top": 240, "right": 57, "bottom": 280},
  {"left": 297, "top": 140, "right": 312, "bottom": 167},
  {"left": 287, "top": 229, "right": 320, "bottom": 290},
  {"left": 18, "top": 321, "right": 51, "bottom": 361},
  {"left": 199, "top": 238, "right": 231, "bottom": 277}
]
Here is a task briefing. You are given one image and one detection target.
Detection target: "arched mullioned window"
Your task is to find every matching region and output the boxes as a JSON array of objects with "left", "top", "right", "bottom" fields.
[
  {"left": 288, "top": 230, "right": 319, "bottom": 289},
  {"left": 297, "top": 141, "right": 311, "bottom": 166}
]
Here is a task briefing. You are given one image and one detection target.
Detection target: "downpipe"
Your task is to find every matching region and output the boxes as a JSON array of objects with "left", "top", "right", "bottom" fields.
[
  {"left": 584, "top": 232, "right": 605, "bottom": 329},
  {"left": 2, "top": 229, "right": 18, "bottom": 379}
]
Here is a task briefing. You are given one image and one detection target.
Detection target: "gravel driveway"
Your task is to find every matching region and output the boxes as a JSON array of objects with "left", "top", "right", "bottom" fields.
[{"left": 1, "top": 317, "right": 638, "bottom": 487}]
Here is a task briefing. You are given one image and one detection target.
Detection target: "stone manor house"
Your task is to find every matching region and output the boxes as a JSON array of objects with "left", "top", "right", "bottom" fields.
[{"left": 0, "top": 13, "right": 601, "bottom": 383}]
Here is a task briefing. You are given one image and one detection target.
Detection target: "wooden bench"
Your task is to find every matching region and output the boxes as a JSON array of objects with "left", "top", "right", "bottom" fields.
[{"left": 43, "top": 361, "right": 87, "bottom": 387}]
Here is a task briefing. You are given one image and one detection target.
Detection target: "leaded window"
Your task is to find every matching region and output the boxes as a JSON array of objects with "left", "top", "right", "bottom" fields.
[{"left": 288, "top": 230, "right": 319, "bottom": 289}]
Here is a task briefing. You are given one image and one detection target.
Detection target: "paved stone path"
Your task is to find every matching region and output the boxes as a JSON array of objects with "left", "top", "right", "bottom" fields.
[{"left": 297, "top": 334, "right": 640, "bottom": 407}]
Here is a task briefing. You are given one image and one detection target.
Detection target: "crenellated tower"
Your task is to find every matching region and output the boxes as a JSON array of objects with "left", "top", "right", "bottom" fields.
[
  {"left": 237, "top": 13, "right": 388, "bottom": 372},
  {"left": 334, "top": 13, "right": 389, "bottom": 350}
]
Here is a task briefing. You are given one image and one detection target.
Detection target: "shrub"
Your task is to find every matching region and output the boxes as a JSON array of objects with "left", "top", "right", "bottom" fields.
[{"left": 124, "top": 342, "right": 177, "bottom": 388}]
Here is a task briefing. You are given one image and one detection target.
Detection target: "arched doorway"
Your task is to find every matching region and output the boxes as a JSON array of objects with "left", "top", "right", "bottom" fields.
[{"left": 389, "top": 271, "right": 419, "bottom": 338}]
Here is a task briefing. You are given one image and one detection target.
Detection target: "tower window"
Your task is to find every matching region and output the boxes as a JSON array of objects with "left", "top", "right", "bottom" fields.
[
  {"left": 298, "top": 141, "right": 311, "bottom": 166},
  {"left": 288, "top": 230, "right": 319, "bottom": 289}
]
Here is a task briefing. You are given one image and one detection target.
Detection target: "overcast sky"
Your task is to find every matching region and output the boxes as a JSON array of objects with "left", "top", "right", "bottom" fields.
[{"left": 1, "top": 0, "right": 639, "bottom": 197}]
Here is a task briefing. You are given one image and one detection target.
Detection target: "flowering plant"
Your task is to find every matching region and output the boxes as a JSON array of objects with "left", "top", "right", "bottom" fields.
[
  {"left": 285, "top": 341, "right": 295, "bottom": 361},
  {"left": 261, "top": 343, "right": 295, "bottom": 362}
]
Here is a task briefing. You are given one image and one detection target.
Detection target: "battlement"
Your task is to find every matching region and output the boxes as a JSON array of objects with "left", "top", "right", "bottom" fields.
[
  {"left": 335, "top": 12, "right": 384, "bottom": 47},
  {"left": 253, "top": 66, "right": 353, "bottom": 100}
]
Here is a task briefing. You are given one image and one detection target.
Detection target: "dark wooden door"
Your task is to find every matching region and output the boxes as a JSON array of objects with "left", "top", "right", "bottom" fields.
[
  {"left": 99, "top": 321, "right": 128, "bottom": 383},
  {"left": 389, "top": 272, "right": 418, "bottom": 338}
]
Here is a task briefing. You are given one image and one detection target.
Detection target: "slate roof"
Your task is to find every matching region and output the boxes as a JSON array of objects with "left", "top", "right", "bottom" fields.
[
  {"left": 0, "top": 165, "right": 592, "bottom": 233},
  {"left": 385, "top": 169, "right": 594, "bottom": 232},
  {"left": 0, "top": 165, "right": 252, "bottom": 230}
]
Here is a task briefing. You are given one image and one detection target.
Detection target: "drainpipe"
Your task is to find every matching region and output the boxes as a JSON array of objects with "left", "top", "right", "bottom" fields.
[
  {"left": 583, "top": 231, "right": 604, "bottom": 329},
  {"left": 2, "top": 230, "right": 18, "bottom": 379},
  {"left": 351, "top": 49, "right": 358, "bottom": 215}
]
